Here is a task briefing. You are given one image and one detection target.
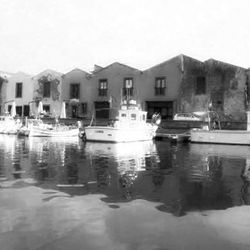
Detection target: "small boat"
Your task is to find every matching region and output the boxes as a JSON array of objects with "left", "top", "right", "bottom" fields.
[
  {"left": 0, "top": 115, "right": 22, "bottom": 135},
  {"left": 19, "top": 119, "right": 80, "bottom": 137},
  {"left": 190, "top": 111, "right": 250, "bottom": 145},
  {"left": 84, "top": 99, "right": 160, "bottom": 142}
]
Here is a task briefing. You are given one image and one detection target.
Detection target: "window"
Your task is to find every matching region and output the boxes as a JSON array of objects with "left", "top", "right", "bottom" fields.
[
  {"left": 70, "top": 83, "right": 80, "bottom": 99},
  {"left": 43, "top": 82, "right": 51, "bottom": 98},
  {"left": 155, "top": 77, "right": 166, "bottom": 95},
  {"left": 123, "top": 78, "right": 134, "bottom": 96},
  {"left": 196, "top": 76, "right": 206, "bottom": 95},
  {"left": 81, "top": 102, "right": 87, "bottom": 114},
  {"left": 71, "top": 105, "right": 78, "bottom": 118},
  {"left": 99, "top": 79, "right": 108, "bottom": 96},
  {"left": 23, "top": 105, "right": 30, "bottom": 116},
  {"left": 16, "top": 82, "right": 22, "bottom": 98},
  {"left": 8, "top": 105, "right": 11, "bottom": 113},
  {"left": 131, "top": 114, "right": 136, "bottom": 120}
]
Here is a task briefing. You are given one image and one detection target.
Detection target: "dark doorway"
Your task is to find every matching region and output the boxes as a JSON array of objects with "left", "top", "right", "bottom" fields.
[
  {"left": 146, "top": 101, "right": 174, "bottom": 119},
  {"left": 211, "top": 91, "right": 224, "bottom": 112},
  {"left": 16, "top": 106, "right": 22, "bottom": 117},
  {"left": 95, "top": 101, "right": 110, "bottom": 119},
  {"left": 72, "top": 105, "right": 79, "bottom": 118}
]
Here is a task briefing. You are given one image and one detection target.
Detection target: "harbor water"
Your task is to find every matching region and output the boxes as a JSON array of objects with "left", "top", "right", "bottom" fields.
[{"left": 0, "top": 135, "right": 250, "bottom": 250}]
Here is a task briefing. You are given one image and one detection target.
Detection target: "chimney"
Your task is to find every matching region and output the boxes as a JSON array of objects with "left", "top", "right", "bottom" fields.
[{"left": 92, "top": 65, "right": 103, "bottom": 74}]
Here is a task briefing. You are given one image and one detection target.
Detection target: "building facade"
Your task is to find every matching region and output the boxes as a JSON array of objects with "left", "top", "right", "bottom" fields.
[
  {"left": 5, "top": 72, "right": 33, "bottom": 116},
  {"left": 179, "top": 57, "right": 247, "bottom": 121},
  {"left": 0, "top": 55, "right": 249, "bottom": 122},
  {"left": 61, "top": 68, "right": 91, "bottom": 118},
  {"left": 0, "top": 73, "right": 9, "bottom": 114},
  {"left": 139, "top": 55, "right": 185, "bottom": 119},
  {"left": 89, "top": 62, "right": 142, "bottom": 119},
  {"left": 31, "top": 69, "right": 62, "bottom": 117}
]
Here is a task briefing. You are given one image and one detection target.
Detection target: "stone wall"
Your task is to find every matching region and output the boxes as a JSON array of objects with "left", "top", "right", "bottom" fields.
[
  {"left": 178, "top": 56, "right": 207, "bottom": 113},
  {"left": 179, "top": 57, "right": 247, "bottom": 122},
  {"left": 205, "top": 60, "right": 247, "bottom": 121}
]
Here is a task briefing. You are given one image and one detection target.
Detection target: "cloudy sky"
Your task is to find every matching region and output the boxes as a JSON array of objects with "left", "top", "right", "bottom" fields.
[{"left": 0, "top": 0, "right": 250, "bottom": 74}]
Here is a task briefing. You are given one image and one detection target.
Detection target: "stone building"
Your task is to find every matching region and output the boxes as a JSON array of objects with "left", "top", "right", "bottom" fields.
[
  {"left": 61, "top": 68, "right": 91, "bottom": 118},
  {"left": 31, "top": 69, "right": 62, "bottom": 117},
  {"left": 0, "top": 71, "right": 11, "bottom": 114},
  {"left": 5, "top": 72, "right": 33, "bottom": 116},
  {"left": 89, "top": 62, "right": 142, "bottom": 119},
  {"left": 179, "top": 58, "right": 247, "bottom": 121},
  {"left": 140, "top": 54, "right": 187, "bottom": 119},
  {"left": 0, "top": 54, "right": 249, "bottom": 122}
]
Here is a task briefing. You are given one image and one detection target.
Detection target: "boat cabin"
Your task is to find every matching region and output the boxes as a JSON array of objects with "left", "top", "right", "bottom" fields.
[
  {"left": 114, "top": 100, "right": 148, "bottom": 127},
  {"left": 118, "top": 109, "right": 147, "bottom": 123}
]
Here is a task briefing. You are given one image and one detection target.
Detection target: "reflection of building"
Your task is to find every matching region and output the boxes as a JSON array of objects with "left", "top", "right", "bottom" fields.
[
  {"left": 241, "top": 158, "right": 250, "bottom": 205},
  {"left": 0, "top": 135, "right": 32, "bottom": 181},
  {"left": 29, "top": 137, "right": 92, "bottom": 189},
  {"left": 188, "top": 143, "right": 248, "bottom": 207}
]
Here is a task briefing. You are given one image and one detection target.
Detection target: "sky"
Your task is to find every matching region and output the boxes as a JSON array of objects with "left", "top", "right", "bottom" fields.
[{"left": 0, "top": 0, "right": 250, "bottom": 75}]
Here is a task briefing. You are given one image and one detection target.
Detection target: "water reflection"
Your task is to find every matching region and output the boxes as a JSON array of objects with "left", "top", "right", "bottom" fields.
[
  {"left": 0, "top": 135, "right": 250, "bottom": 216},
  {"left": 189, "top": 144, "right": 250, "bottom": 208},
  {"left": 84, "top": 141, "right": 160, "bottom": 201}
]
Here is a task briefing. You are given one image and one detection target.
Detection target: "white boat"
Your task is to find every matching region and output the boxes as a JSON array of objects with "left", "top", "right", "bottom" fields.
[
  {"left": 19, "top": 119, "right": 80, "bottom": 137},
  {"left": 190, "top": 111, "right": 250, "bottom": 145},
  {"left": 84, "top": 99, "right": 160, "bottom": 142},
  {"left": 190, "top": 129, "right": 250, "bottom": 145},
  {"left": 0, "top": 115, "right": 22, "bottom": 135}
]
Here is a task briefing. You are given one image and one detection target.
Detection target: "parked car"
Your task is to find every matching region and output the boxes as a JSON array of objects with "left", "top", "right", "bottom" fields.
[{"left": 173, "top": 113, "right": 203, "bottom": 121}]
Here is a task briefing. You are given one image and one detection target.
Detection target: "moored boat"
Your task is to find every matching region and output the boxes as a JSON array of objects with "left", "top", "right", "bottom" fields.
[
  {"left": 18, "top": 119, "right": 80, "bottom": 137},
  {"left": 190, "top": 129, "right": 250, "bottom": 145},
  {"left": 84, "top": 99, "right": 160, "bottom": 142},
  {"left": 0, "top": 115, "right": 22, "bottom": 135},
  {"left": 190, "top": 111, "right": 250, "bottom": 145}
]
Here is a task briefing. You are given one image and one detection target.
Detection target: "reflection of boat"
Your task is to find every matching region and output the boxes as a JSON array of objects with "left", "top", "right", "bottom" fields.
[
  {"left": 19, "top": 119, "right": 80, "bottom": 137},
  {"left": 0, "top": 115, "right": 22, "bottom": 135},
  {"left": 189, "top": 143, "right": 250, "bottom": 158},
  {"left": 84, "top": 100, "right": 160, "bottom": 142},
  {"left": 28, "top": 135, "right": 80, "bottom": 152},
  {"left": 85, "top": 141, "right": 156, "bottom": 157},
  {"left": 85, "top": 141, "right": 158, "bottom": 173}
]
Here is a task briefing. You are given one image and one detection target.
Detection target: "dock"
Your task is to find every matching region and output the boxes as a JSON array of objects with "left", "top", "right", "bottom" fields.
[{"left": 155, "top": 131, "right": 190, "bottom": 142}]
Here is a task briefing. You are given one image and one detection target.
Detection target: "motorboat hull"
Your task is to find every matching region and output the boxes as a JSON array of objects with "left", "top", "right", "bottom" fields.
[{"left": 84, "top": 125, "right": 157, "bottom": 142}]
